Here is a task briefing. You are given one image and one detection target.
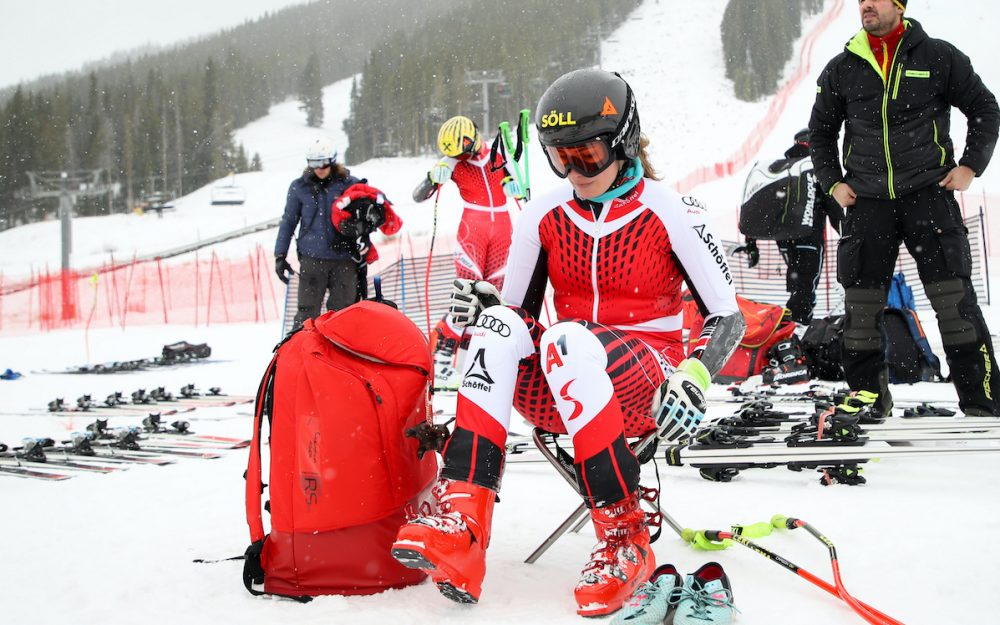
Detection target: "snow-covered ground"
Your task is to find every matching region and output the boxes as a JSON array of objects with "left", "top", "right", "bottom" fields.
[{"left": 3, "top": 1, "right": 1000, "bottom": 623}]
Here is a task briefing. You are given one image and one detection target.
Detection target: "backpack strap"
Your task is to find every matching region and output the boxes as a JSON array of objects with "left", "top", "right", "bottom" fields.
[{"left": 243, "top": 352, "right": 278, "bottom": 596}]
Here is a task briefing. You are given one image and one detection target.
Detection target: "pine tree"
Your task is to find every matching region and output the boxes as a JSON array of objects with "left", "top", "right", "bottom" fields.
[{"left": 300, "top": 51, "right": 324, "bottom": 128}]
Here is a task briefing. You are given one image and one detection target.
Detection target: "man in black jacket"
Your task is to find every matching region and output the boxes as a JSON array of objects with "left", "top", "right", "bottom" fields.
[{"left": 809, "top": 0, "right": 1000, "bottom": 416}]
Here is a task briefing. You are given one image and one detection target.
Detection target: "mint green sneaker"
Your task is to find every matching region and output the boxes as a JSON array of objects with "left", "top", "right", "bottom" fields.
[
  {"left": 672, "top": 562, "right": 738, "bottom": 625},
  {"left": 611, "top": 564, "right": 680, "bottom": 625}
]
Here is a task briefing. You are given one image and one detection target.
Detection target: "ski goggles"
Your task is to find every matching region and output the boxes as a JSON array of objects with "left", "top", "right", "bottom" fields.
[
  {"left": 542, "top": 137, "right": 616, "bottom": 178},
  {"left": 307, "top": 158, "right": 333, "bottom": 169}
]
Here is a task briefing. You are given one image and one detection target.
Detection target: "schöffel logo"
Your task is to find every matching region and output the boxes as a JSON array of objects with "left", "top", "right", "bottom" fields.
[
  {"left": 477, "top": 314, "right": 511, "bottom": 337},
  {"left": 691, "top": 224, "right": 733, "bottom": 284},
  {"left": 462, "top": 348, "right": 495, "bottom": 392}
]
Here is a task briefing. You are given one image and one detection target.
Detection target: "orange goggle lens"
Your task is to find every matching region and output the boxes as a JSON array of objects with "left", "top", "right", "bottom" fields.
[{"left": 543, "top": 139, "right": 614, "bottom": 178}]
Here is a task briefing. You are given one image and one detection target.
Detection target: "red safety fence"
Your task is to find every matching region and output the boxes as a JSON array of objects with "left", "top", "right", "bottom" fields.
[
  {"left": 0, "top": 245, "right": 284, "bottom": 334},
  {"left": 0, "top": 233, "right": 461, "bottom": 335},
  {"left": 672, "top": 0, "right": 845, "bottom": 195}
]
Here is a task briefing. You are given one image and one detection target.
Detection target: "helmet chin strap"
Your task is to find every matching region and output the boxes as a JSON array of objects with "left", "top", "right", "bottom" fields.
[{"left": 588, "top": 158, "right": 644, "bottom": 204}]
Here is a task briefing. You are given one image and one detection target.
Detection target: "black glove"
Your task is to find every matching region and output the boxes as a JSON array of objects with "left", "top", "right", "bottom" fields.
[
  {"left": 732, "top": 239, "right": 760, "bottom": 269},
  {"left": 275, "top": 255, "right": 294, "bottom": 284}
]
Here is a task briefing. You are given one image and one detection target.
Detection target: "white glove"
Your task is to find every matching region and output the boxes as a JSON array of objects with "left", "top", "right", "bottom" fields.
[
  {"left": 428, "top": 161, "right": 453, "bottom": 184},
  {"left": 650, "top": 358, "right": 710, "bottom": 442},
  {"left": 449, "top": 279, "right": 502, "bottom": 327}
]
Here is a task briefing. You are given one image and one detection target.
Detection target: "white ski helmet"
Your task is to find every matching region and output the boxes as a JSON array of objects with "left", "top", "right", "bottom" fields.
[{"left": 305, "top": 137, "right": 338, "bottom": 167}]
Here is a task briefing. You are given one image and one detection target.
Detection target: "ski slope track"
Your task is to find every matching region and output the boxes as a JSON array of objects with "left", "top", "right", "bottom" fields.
[{"left": 2, "top": 1, "right": 999, "bottom": 623}]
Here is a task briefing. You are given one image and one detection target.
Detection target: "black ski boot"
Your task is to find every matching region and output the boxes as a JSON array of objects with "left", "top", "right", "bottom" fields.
[
  {"left": 762, "top": 336, "right": 810, "bottom": 386},
  {"left": 162, "top": 341, "right": 211, "bottom": 362}
]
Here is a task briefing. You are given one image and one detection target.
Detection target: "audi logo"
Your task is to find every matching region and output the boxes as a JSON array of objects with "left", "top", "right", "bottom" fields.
[{"left": 477, "top": 314, "right": 511, "bottom": 337}]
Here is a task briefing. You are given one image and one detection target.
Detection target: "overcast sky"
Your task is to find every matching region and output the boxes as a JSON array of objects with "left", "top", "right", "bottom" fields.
[{"left": 0, "top": 0, "right": 312, "bottom": 89}]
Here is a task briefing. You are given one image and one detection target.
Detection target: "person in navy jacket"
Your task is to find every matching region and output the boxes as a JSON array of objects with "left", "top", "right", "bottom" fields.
[{"left": 274, "top": 137, "right": 398, "bottom": 329}]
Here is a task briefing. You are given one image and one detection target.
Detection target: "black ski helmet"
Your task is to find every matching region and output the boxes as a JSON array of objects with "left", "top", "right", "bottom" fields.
[{"left": 535, "top": 69, "right": 641, "bottom": 160}]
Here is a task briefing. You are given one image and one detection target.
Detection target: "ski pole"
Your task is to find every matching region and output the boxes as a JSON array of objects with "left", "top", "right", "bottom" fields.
[
  {"left": 698, "top": 515, "right": 903, "bottom": 625},
  {"left": 424, "top": 186, "right": 441, "bottom": 340},
  {"left": 774, "top": 515, "right": 904, "bottom": 625},
  {"left": 517, "top": 108, "right": 531, "bottom": 200},
  {"left": 498, "top": 121, "right": 528, "bottom": 200}
]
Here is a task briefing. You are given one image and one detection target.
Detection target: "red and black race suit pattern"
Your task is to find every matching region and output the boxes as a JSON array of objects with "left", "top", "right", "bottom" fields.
[
  {"left": 511, "top": 312, "right": 671, "bottom": 438},
  {"left": 447, "top": 144, "right": 516, "bottom": 290},
  {"left": 503, "top": 178, "right": 737, "bottom": 356}
]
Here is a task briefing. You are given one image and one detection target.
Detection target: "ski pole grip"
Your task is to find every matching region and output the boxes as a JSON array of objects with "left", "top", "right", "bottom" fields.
[
  {"left": 732, "top": 520, "right": 774, "bottom": 539},
  {"left": 703, "top": 530, "right": 728, "bottom": 542},
  {"left": 682, "top": 528, "right": 731, "bottom": 551},
  {"left": 771, "top": 514, "right": 799, "bottom": 530}
]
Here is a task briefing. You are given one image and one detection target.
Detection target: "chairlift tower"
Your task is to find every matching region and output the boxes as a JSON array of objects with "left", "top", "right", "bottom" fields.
[
  {"left": 465, "top": 70, "right": 506, "bottom": 133},
  {"left": 26, "top": 169, "right": 111, "bottom": 319}
]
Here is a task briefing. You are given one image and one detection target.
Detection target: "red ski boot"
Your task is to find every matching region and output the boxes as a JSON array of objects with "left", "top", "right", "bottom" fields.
[
  {"left": 391, "top": 479, "right": 496, "bottom": 604},
  {"left": 574, "top": 493, "right": 655, "bottom": 616}
]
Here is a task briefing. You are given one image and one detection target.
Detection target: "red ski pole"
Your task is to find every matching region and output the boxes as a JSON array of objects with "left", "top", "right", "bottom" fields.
[{"left": 701, "top": 515, "right": 904, "bottom": 625}]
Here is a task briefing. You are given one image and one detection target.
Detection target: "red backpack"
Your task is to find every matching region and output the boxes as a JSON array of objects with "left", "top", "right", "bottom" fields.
[
  {"left": 687, "top": 295, "right": 794, "bottom": 383},
  {"left": 244, "top": 301, "right": 438, "bottom": 599}
]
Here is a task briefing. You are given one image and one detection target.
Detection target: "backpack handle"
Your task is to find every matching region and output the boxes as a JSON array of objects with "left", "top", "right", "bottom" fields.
[{"left": 246, "top": 354, "right": 277, "bottom": 543}]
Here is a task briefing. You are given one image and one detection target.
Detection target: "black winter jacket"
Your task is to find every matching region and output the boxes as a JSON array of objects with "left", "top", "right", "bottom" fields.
[
  {"left": 809, "top": 18, "right": 999, "bottom": 200},
  {"left": 274, "top": 169, "right": 361, "bottom": 260}
]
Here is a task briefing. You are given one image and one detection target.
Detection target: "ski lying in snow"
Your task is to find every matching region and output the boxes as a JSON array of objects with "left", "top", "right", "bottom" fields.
[
  {"left": 140, "top": 433, "right": 249, "bottom": 449},
  {"left": 62, "top": 427, "right": 224, "bottom": 459},
  {"left": 135, "top": 414, "right": 250, "bottom": 447},
  {"left": 722, "top": 383, "right": 962, "bottom": 411},
  {"left": 24, "top": 436, "right": 176, "bottom": 466},
  {"left": 666, "top": 440, "right": 1000, "bottom": 464},
  {"left": 47, "top": 447, "right": 176, "bottom": 466},
  {"left": 38, "top": 406, "right": 198, "bottom": 417},
  {"left": 0, "top": 466, "right": 72, "bottom": 480},
  {"left": 87, "top": 442, "right": 222, "bottom": 460},
  {"left": 0, "top": 455, "right": 123, "bottom": 473}
]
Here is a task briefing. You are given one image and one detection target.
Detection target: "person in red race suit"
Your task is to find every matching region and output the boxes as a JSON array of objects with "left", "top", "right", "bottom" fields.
[
  {"left": 393, "top": 70, "right": 745, "bottom": 617},
  {"left": 420, "top": 115, "right": 524, "bottom": 390}
]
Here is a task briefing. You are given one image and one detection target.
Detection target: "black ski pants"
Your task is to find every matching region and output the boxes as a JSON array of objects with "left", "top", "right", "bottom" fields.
[
  {"left": 778, "top": 226, "right": 826, "bottom": 325},
  {"left": 293, "top": 256, "right": 366, "bottom": 329},
  {"left": 836, "top": 185, "right": 999, "bottom": 415}
]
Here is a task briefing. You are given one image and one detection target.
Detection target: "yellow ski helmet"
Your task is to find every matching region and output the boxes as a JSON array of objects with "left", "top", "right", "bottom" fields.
[{"left": 437, "top": 116, "right": 481, "bottom": 158}]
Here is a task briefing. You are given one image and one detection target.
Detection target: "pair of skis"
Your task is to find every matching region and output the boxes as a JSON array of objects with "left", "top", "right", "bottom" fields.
[
  {"left": 41, "top": 388, "right": 252, "bottom": 417},
  {"left": 504, "top": 410, "right": 1000, "bottom": 485},
  {"left": 49, "top": 342, "right": 212, "bottom": 375},
  {"left": 0, "top": 425, "right": 250, "bottom": 480}
]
